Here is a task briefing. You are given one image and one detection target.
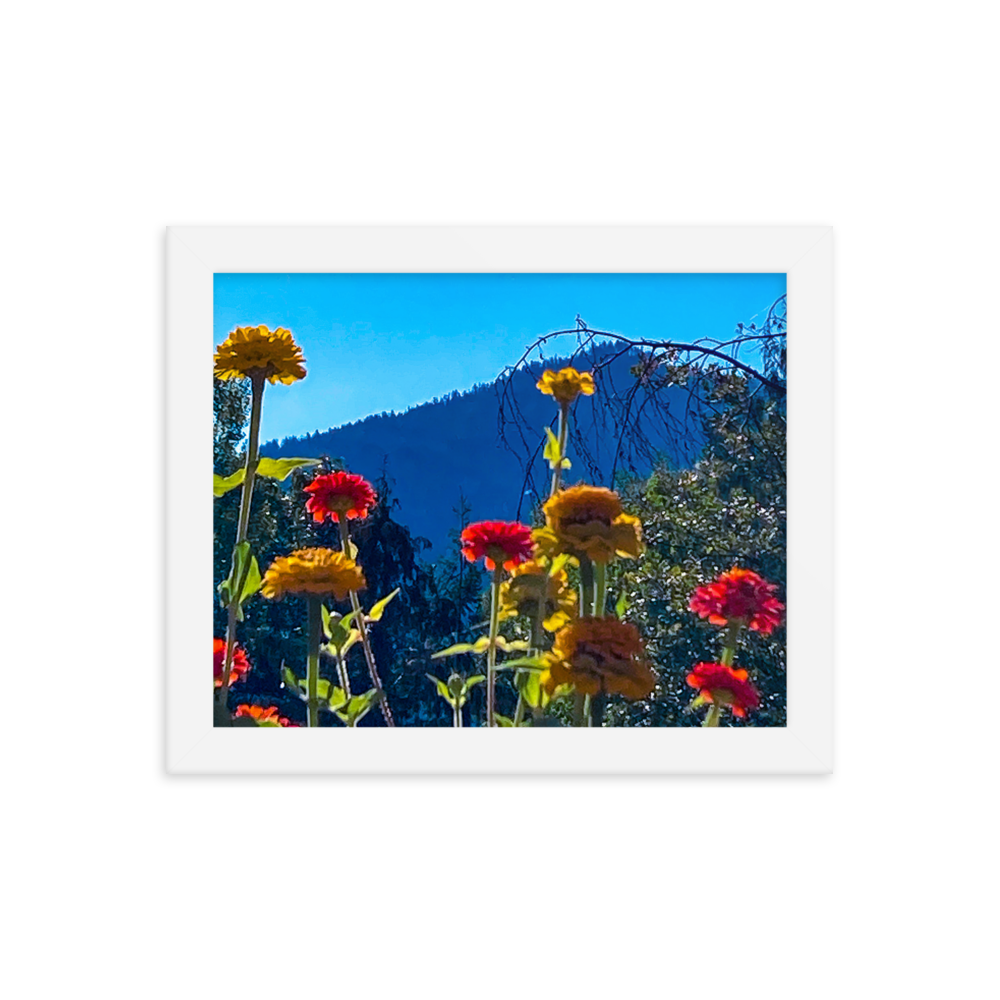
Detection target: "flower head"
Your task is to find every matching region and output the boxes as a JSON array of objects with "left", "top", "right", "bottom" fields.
[
  {"left": 498, "top": 560, "right": 577, "bottom": 632},
  {"left": 304, "top": 472, "right": 377, "bottom": 524},
  {"left": 214, "top": 325, "right": 306, "bottom": 384},
  {"left": 262, "top": 548, "right": 366, "bottom": 601},
  {"left": 689, "top": 568, "right": 784, "bottom": 634},
  {"left": 534, "top": 485, "right": 643, "bottom": 564},
  {"left": 234, "top": 704, "right": 296, "bottom": 727},
  {"left": 686, "top": 662, "right": 760, "bottom": 719},
  {"left": 461, "top": 520, "right": 535, "bottom": 572},
  {"left": 536, "top": 367, "right": 596, "bottom": 406},
  {"left": 542, "top": 617, "right": 656, "bottom": 700},
  {"left": 213, "top": 638, "right": 250, "bottom": 688}
]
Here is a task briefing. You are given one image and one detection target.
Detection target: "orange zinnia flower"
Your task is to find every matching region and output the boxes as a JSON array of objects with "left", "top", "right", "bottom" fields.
[
  {"left": 686, "top": 663, "right": 760, "bottom": 718},
  {"left": 542, "top": 617, "right": 656, "bottom": 700},
  {"left": 234, "top": 704, "right": 296, "bottom": 727},
  {"left": 536, "top": 367, "right": 596, "bottom": 406},
  {"left": 689, "top": 568, "right": 784, "bottom": 634},
  {"left": 261, "top": 548, "right": 366, "bottom": 601},
  {"left": 534, "top": 485, "right": 643, "bottom": 564},
  {"left": 304, "top": 472, "right": 377, "bottom": 524},
  {"left": 460, "top": 520, "right": 535, "bottom": 572},
  {"left": 213, "top": 638, "right": 250, "bottom": 688},
  {"left": 213, "top": 325, "right": 306, "bottom": 384}
]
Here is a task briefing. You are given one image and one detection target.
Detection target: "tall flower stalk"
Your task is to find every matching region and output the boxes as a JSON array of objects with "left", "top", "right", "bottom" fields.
[
  {"left": 214, "top": 325, "right": 306, "bottom": 710},
  {"left": 220, "top": 371, "right": 264, "bottom": 699},
  {"left": 339, "top": 519, "right": 394, "bottom": 726},
  {"left": 486, "top": 564, "right": 503, "bottom": 726},
  {"left": 305, "top": 596, "right": 323, "bottom": 728},
  {"left": 460, "top": 520, "right": 535, "bottom": 726},
  {"left": 261, "top": 547, "right": 366, "bottom": 728}
]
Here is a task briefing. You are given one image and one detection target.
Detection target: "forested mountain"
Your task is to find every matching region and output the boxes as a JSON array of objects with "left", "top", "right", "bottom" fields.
[{"left": 260, "top": 346, "right": 707, "bottom": 552}]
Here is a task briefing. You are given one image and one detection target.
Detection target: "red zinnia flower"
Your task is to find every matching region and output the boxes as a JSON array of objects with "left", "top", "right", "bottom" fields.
[
  {"left": 213, "top": 638, "right": 251, "bottom": 688},
  {"left": 234, "top": 704, "right": 296, "bottom": 727},
  {"left": 461, "top": 520, "right": 535, "bottom": 572},
  {"left": 686, "top": 662, "right": 761, "bottom": 718},
  {"left": 304, "top": 472, "right": 377, "bottom": 524},
  {"left": 688, "top": 567, "right": 784, "bottom": 634}
]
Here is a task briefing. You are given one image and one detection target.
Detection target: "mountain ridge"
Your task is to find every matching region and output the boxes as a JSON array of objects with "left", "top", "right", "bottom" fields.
[{"left": 260, "top": 347, "right": 708, "bottom": 553}]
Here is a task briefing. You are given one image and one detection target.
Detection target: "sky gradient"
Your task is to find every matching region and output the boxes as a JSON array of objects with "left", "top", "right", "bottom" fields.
[{"left": 214, "top": 272, "right": 786, "bottom": 443}]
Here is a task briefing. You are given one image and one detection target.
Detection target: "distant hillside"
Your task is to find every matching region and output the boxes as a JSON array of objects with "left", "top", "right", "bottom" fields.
[{"left": 261, "top": 347, "right": 707, "bottom": 553}]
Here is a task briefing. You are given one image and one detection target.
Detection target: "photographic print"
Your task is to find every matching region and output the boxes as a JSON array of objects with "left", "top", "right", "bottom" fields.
[{"left": 211, "top": 271, "right": 788, "bottom": 730}]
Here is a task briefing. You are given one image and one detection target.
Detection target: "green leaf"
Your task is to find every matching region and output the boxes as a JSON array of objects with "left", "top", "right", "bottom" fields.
[
  {"left": 516, "top": 669, "right": 546, "bottom": 709},
  {"left": 498, "top": 638, "right": 531, "bottom": 653},
  {"left": 213, "top": 468, "right": 246, "bottom": 497},
  {"left": 496, "top": 655, "right": 548, "bottom": 672},
  {"left": 281, "top": 665, "right": 300, "bottom": 691},
  {"left": 431, "top": 642, "right": 478, "bottom": 659},
  {"left": 465, "top": 675, "right": 486, "bottom": 689},
  {"left": 346, "top": 690, "right": 379, "bottom": 721},
  {"left": 326, "top": 619, "right": 350, "bottom": 650},
  {"left": 240, "top": 555, "right": 261, "bottom": 604},
  {"left": 425, "top": 673, "right": 456, "bottom": 706},
  {"left": 549, "top": 553, "right": 572, "bottom": 575},
  {"left": 367, "top": 588, "right": 400, "bottom": 623},
  {"left": 543, "top": 427, "right": 560, "bottom": 468},
  {"left": 494, "top": 714, "right": 516, "bottom": 727},
  {"left": 615, "top": 591, "right": 630, "bottom": 617},
  {"left": 217, "top": 541, "right": 261, "bottom": 620},
  {"left": 328, "top": 686, "right": 349, "bottom": 710},
  {"left": 255, "top": 456, "right": 321, "bottom": 481}
]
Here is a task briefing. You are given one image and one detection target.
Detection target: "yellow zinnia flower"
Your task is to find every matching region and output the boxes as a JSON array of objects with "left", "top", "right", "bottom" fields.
[
  {"left": 541, "top": 617, "right": 656, "bottom": 700},
  {"left": 534, "top": 485, "right": 644, "bottom": 564},
  {"left": 261, "top": 548, "right": 365, "bottom": 601},
  {"left": 536, "top": 367, "right": 595, "bottom": 406},
  {"left": 498, "top": 560, "right": 577, "bottom": 632},
  {"left": 214, "top": 325, "right": 307, "bottom": 384}
]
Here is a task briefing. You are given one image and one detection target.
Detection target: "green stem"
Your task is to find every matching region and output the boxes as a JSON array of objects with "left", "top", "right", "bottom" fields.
[
  {"left": 720, "top": 621, "right": 742, "bottom": 667},
  {"left": 512, "top": 691, "right": 526, "bottom": 726},
  {"left": 704, "top": 702, "right": 722, "bottom": 728},
  {"left": 339, "top": 519, "right": 394, "bottom": 726},
  {"left": 593, "top": 561, "right": 607, "bottom": 618},
  {"left": 579, "top": 556, "right": 595, "bottom": 620},
  {"left": 220, "top": 373, "right": 265, "bottom": 703},
  {"left": 306, "top": 596, "right": 322, "bottom": 728},
  {"left": 550, "top": 402, "right": 570, "bottom": 496},
  {"left": 336, "top": 647, "right": 351, "bottom": 699},
  {"left": 453, "top": 700, "right": 463, "bottom": 728},
  {"left": 486, "top": 565, "right": 502, "bottom": 727},
  {"left": 572, "top": 691, "right": 587, "bottom": 727}
]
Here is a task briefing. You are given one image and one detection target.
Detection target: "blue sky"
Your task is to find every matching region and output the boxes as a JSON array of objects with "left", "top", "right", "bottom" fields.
[{"left": 214, "top": 272, "right": 786, "bottom": 443}]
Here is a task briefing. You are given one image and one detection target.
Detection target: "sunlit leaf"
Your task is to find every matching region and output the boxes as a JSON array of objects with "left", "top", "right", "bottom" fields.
[
  {"left": 496, "top": 655, "right": 548, "bottom": 672},
  {"left": 425, "top": 673, "right": 456, "bottom": 706},
  {"left": 615, "top": 591, "right": 630, "bottom": 617},
  {"left": 367, "top": 588, "right": 400, "bottom": 623},
  {"left": 255, "top": 456, "right": 321, "bottom": 481},
  {"left": 213, "top": 468, "right": 246, "bottom": 497},
  {"left": 516, "top": 669, "right": 546, "bottom": 709},
  {"left": 431, "top": 642, "right": 477, "bottom": 659}
]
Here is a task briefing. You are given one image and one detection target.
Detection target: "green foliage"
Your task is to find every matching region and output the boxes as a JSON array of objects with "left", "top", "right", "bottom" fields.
[
  {"left": 543, "top": 426, "right": 571, "bottom": 470},
  {"left": 606, "top": 369, "right": 786, "bottom": 727},
  {"left": 255, "top": 456, "right": 321, "bottom": 481},
  {"left": 213, "top": 468, "right": 246, "bottom": 497}
]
